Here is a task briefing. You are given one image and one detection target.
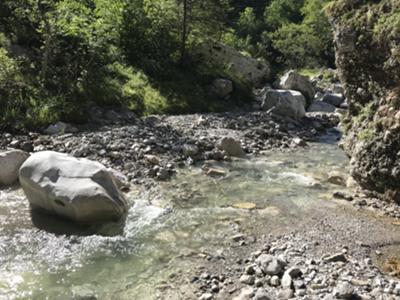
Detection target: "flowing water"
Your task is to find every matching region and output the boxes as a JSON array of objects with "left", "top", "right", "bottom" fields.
[{"left": 0, "top": 131, "right": 350, "bottom": 300}]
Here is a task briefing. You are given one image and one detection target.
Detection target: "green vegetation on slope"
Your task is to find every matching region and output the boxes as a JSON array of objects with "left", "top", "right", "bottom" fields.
[{"left": 0, "top": 0, "right": 334, "bottom": 131}]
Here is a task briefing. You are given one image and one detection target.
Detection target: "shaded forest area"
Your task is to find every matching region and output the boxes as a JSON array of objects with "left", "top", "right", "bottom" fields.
[{"left": 0, "top": 0, "right": 333, "bottom": 130}]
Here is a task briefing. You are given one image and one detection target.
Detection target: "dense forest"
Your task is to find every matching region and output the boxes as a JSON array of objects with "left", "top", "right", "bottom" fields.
[{"left": 0, "top": 0, "right": 332, "bottom": 130}]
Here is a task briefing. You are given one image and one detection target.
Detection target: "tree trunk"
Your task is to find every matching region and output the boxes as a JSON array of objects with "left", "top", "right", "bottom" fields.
[{"left": 180, "top": 0, "right": 188, "bottom": 66}]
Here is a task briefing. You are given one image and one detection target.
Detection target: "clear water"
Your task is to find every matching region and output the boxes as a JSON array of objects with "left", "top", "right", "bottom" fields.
[{"left": 0, "top": 132, "right": 349, "bottom": 300}]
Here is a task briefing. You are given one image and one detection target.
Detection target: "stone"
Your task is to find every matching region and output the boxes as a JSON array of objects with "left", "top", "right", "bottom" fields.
[
  {"left": 254, "top": 289, "right": 271, "bottom": 300},
  {"left": 145, "top": 155, "right": 160, "bottom": 165},
  {"left": 199, "top": 293, "right": 213, "bottom": 300},
  {"left": 333, "top": 192, "right": 354, "bottom": 201},
  {"left": 324, "top": 253, "right": 348, "bottom": 263},
  {"left": 196, "top": 42, "right": 271, "bottom": 88},
  {"left": 281, "top": 272, "right": 292, "bottom": 289},
  {"left": 327, "top": 171, "right": 347, "bottom": 186},
  {"left": 232, "top": 202, "right": 257, "bottom": 210},
  {"left": 0, "top": 150, "right": 29, "bottom": 186},
  {"left": 211, "top": 78, "right": 234, "bottom": 98},
  {"left": 322, "top": 93, "right": 345, "bottom": 107},
  {"left": 240, "top": 274, "right": 255, "bottom": 285},
  {"left": 182, "top": 144, "right": 200, "bottom": 158},
  {"left": 205, "top": 168, "right": 227, "bottom": 177},
  {"left": 307, "top": 101, "right": 336, "bottom": 113},
  {"left": 278, "top": 70, "right": 316, "bottom": 105},
  {"left": 45, "top": 122, "right": 77, "bottom": 135},
  {"left": 260, "top": 89, "right": 306, "bottom": 119},
  {"left": 270, "top": 276, "right": 280, "bottom": 286},
  {"left": 277, "top": 288, "right": 294, "bottom": 299},
  {"left": 334, "top": 282, "right": 355, "bottom": 299},
  {"left": 292, "top": 137, "right": 307, "bottom": 147},
  {"left": 217, "top": 137, "right": 245, "bottom": 158},
  {"left": 256, "top": 254, "right": 285, "bottom": 275},
  {"left": 19, "top": 151, "right": 127, "bottom": 223},
  {"left": 232, "top": 287, "right": 255, "bottom": 300}
]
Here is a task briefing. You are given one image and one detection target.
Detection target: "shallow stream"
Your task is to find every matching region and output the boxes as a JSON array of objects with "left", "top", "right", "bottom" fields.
[{"left": 0, "top": 131, "right": 351, "bottom": 299}]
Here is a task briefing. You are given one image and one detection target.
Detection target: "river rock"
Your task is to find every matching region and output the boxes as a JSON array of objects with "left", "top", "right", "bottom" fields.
[
  {"left": 19, "top": 151, "right": 127, "bottom": 223},
  {"left": 327, "top": 171, "right": 347, "bottom": 186},
  {"left": 277, "top": 70, "right": 316, "bottom": 105},
  {"left": 322, "top": 93, "right": 345, "bottom": 107},
  {"left": 256, "top": 254, "right": 285, "bottom": 275},
  {"left": 45, "top": 121, "right": 77, "bottom": 135},
  {"left": 260, "top": 89, "right": 306, "bottom": 119},
  {"left": 0, "top": 150, "right": 30, "bottom": 186},
  {"left": 308, "top": 101, "right": 336, "bottom": 113},
  {"left": 217, "top": 137, "right": 245, "bottom": 158}
]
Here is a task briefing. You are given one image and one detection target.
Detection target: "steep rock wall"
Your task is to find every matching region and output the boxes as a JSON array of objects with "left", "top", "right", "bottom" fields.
[{"left": 329, "top": 0, "right": 400, "bottom": 201}]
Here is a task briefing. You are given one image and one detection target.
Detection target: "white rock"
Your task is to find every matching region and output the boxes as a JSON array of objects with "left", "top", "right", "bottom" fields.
[
  {"left": 19, "top": 151, "right": 127, "bottom": 223},
  {"left": 0, "top": 150, "right": 29, "bottom": 186},
  {"left": 260, "top": 89, "right": 306, "bottom": 119},
  {"left": 278, "top": 70, "right": 316, "bottom": 104}
]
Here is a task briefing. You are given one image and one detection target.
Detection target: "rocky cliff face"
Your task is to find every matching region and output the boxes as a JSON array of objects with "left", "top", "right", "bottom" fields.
[{"left": 329, "top": 0, "right": 400, "bottom": 201}]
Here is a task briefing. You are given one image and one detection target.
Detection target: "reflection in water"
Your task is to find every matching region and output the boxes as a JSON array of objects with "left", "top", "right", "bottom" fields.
[{"left": 0, "top": 133, "right": 350, "bottom": 299}]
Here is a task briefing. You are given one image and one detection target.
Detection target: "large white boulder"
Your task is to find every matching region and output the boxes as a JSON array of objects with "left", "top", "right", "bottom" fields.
[
  {"left": 0, "top": 150, "right": 29, "bottom": 186},
  {"left": 196, "top": 43, "right": 271, "bottom": 88},
  {"left": 19, "top": 151, "right": 127, "bottom": 223},
  {"left": 260, "top": 89, "right": 306, "bottom": 119},
  {"left": 277, "top": 70, "right": 316, "bottom": 105}
]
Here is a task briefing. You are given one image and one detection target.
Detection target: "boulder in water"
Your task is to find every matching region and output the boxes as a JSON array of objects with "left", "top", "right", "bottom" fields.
[
  {"left": 0, "top": 150, "right": 29, "bottom": 186},
  {"left": 19, "top": 151, "right": 127, "bottom": 223}
]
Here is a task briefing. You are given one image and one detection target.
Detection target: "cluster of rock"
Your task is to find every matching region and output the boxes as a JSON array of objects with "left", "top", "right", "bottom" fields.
[
  {"left": 1, "top": 111, "right": 337, "bottom": 188},
  {"left": 195, "top": 230, "right": 400, "bottom": 300},
  {"left": 329, "top": 0, "right": 400, "bottom": 202},
  {"left": 254, "top": 70, "right": 347, "bottom": 121}
]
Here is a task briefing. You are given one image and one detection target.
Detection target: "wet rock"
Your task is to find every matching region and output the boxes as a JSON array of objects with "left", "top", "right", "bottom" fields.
[
  {"left": 0, "top": 150, "right": 29, "bottom": 186},
  {"left": 217, "top": 137, "right": 245, "bottom": 158},
  {"left": 71, "top": 284, "right": 97, "bottom": 300},
  {"left": 333, "top": 192, "right": 354, "bottom": 201},
  {"left": 205, "top": 168, "right": 227, "bottom": 177},
  {"left": 327, "top": 171, "right": 347, "bottom": 186},
  {"left": 19, "top": 151, "right": 127, "bottom": 223}
]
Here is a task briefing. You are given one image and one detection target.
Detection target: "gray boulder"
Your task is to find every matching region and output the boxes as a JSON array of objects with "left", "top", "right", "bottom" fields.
[
  {"left": 308, "top": 101, "right": 336, "bottom": 113},
  {"left": 196, "top": 42, "right": 271, "bottom": 88},
  {"left": 322, "top": 93, "right": 345, "bottom": 107},
  {"left": 260, "top": 89, "right": 306, "bottom": 119},
  {"left": 217, "top": 137, "right": 246, "bottom": 158},
  {"left": 211, "top": 78, "right": 233, "bottom": 98},
  {"left": 19, "top": 151, "right": 127, "bottom": 223},
  {"left": 45, "top": 122, "right": 77, "bottom": 135},
  {"left": 0, "top": 150, "right": 29, "bottom": 186},
  {"left": 277, "top": 70, "right": 316, "bottom": 105}
]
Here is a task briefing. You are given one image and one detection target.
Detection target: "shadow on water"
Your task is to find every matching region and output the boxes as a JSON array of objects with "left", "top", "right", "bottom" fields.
[{"left": 30, "top": 207, "right": 126, "bottom": 237}]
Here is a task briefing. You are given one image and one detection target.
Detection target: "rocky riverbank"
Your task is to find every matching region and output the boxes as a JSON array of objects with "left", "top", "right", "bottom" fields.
[{"left": 0, "top": 110, "right": 339, "bottom": 187}]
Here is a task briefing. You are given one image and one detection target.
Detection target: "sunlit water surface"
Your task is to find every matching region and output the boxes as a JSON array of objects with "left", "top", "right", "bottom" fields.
[{"left": 0, "top": 132, "right": 349, "bottom": 299}]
